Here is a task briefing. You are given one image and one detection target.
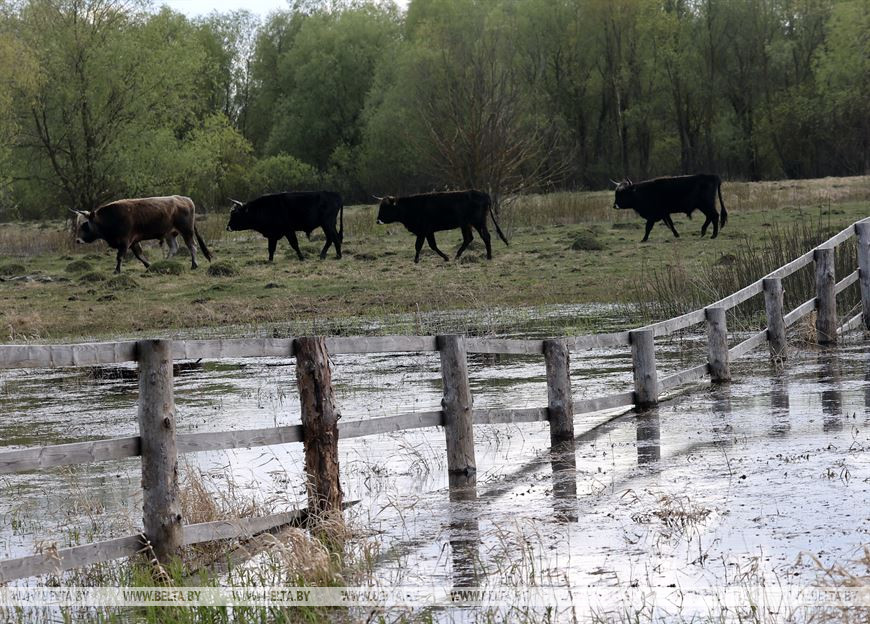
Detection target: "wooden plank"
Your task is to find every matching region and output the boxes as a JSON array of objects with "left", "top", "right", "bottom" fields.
[
  {"left": 729, "top": 330, "right": 769, "bottom": 360},
  {"left": 0, "top": 342, "right": 137, "bottom": 369},
  {"left": 835, "top": 269, "right": 859, "bottom": 295},
  {"left": 838, "top": 312, "right": 864, "bottom": 335},
  {"left": 0, "top": 436, "right": 140, "bottom": 474},
  {"left": 783, "top": 297, "right": 817, "bottom": 327},
  {"left": 0, "top": 534, "right": 144, "bottom": 582},
  {"left": 472, "top": 407, "right": 548, "bottom": 425},
  {"left": 659, "top": 363, "right": 709, "bottom": 392},
  {"left": 823, "top": 221, "right": 859, "bottom": 249},
  {"left": 177, "top": 426, "right": 303, "bottom": 454},
  {"left": 173, "top": 339, "right": 294, "bottom": 360},
  {"left": 712, "top": 279, "right": 765, "bottom": 310},
  {"left": 327, "top": 335, "right": 437, "bottom": 354},
  {"left": 568, "top": 332, "right": 631, "bottom": 350},
  {"left": 857, "top": 222, "right": 870, "bottom": 330},
  {"left": 339, "top": 411, "right": 443, "bottom": 439},
  {"left": 766, "top": 250, "right": 815, "bottom": 280},
  {"left": 641, "top": 309, "right": 706, "bottom": 337},
  {"left": 573, "top": 391, "right": 635, "bottom": 415},
  {"left": 183, "top": 510, "right": 305, "bottom": 545},
  {"left": 466, "top": 337, "right": 543, "bottom": 354}
]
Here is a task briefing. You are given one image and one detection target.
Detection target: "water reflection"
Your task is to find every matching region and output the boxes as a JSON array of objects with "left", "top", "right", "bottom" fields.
[
  {"left": 769, "top": 372, "right": 791, "bottom": 437},
  {"left": 818, "top": 353, "right": 843, "bottom": 432},
  {"left": 448, "top": 474, "right": 480, "bottom": 587},
  {"left": 550, "top": 442, "right": 578, "bottom": 522},
  {"left": 635, "top": 411, "right": 661, "bottom": 466}
]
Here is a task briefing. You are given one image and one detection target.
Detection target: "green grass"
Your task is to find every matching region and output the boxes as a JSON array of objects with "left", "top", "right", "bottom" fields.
[{"left": 0, "top": 176, "right": 868, "bottom": 341}]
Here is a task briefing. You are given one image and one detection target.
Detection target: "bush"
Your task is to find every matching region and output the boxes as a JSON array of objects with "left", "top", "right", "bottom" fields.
[
  {"left": 570, "top": 232, "right": 604, "bottom": 251},
  {"left": 207, "top": 260, "right": 238, "bottom": 277},
  {"left": 0, "top": 263, "right": 26, "bottom": 276},
  {"left": 105, "top": 274, "right": 139, "bottom": 290},
  {"left": 65, "top": 259, "right": 93, "bottom": 273},
  {"left": 79, "top": 271, "right": 107, "bottom": 283},
  {"left": 147, "top": 260, "right": 184, "bottom": 275},
  {"left": 247, "top": 154, "right": 319, "bottom": 195}
]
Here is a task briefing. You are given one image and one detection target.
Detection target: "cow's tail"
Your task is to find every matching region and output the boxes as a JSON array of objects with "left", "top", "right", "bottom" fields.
[
  {"left": 488, "top": 197, "right": 509, "bottom": 246},
  {"left": 195, "top": 226, "right": 212, "bottom": 262},
  {"left": 338, "top": 200, "right": 344, "bottom": 243},
  {"left": 717, "top": 181, "right": 728, "bottom": 229}
]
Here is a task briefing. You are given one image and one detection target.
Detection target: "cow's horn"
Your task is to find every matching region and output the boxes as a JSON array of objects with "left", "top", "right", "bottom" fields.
[
  {"left": 626, "top": 177, "right": 633, "bottom": 185},
  {"left": 609, "top": 179, "right": 620, "bottom": 187},
  {"left": 372, "top": 195, "right": 384, "bottom": 202},
  {"left": 229, "top": 198, "right": 243, "bottom": 206}
]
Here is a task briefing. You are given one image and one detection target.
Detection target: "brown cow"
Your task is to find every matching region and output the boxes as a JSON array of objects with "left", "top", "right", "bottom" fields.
[{"left": 71, "top": 195, "right": 212, "bottom": 273}]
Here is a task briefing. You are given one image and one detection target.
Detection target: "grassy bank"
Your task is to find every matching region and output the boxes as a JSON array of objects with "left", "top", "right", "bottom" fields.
[{"left": 1, "top": 176, "right": 868, "bottom": 341}]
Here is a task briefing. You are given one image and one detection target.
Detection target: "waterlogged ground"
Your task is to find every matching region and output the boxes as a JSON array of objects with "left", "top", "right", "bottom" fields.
[{"left": 0, "top": 310, "right": 869, "bottom": 618}]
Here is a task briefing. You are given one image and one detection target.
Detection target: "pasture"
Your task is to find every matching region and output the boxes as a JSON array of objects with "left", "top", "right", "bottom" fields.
[{"left": 1, "top": 176, "right": 869, "bottom": 342}]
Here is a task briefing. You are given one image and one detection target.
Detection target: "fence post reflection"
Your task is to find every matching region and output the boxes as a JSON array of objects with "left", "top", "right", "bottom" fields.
[
  {"left": 819, "top": 353, "right": 843, "bottom": 432},
  {"left": 550, "top": 442, "right": 578, "bottom": 522},
  {"left": 635, "top": 410, "right": 661, "bottom": 466},
  {"left": 448, "top": 474, "right": 481, "bottom": 588}
]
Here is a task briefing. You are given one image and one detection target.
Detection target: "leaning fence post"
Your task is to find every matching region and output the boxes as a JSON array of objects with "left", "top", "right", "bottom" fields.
[
  {"left": 437, "top": 335, "right": 476, "bottom": 484},
  {"left": 629, "top": 329, "right": 658, "bottom": 409},
  {"left": 137, "top": 339, "right": 182, "bottom": 564},
  {"left": 705, "top": 307, "right": 731, "bottom": 382},
  {"left": 295, "top": 337, "right": 343, "bottom": 523},
  {"left": 815, "top": 247, "right": 837, "bottom": 345},
  {"left": 763, "top": 277, "right": 788, "bottom": 360},
  {"left": 543, "top": 339, "right": 574, "bottom": 445},
  {"left": 856, "top": 221, "right": 870, "bottom": 330}
]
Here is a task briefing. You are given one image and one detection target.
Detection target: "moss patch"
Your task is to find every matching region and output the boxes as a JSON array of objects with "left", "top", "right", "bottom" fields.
[
  {"left": 65, "top": 259, "right": 93, "bottom": 273},
  {"left": 207, "top": 260, "right": 239, "bottom": 277},
  {"left": 570, "top": 232, "right": 605, "bottom": 251},
  {"left": 147, "top": 260, "right": 184, "bottom": 275}
]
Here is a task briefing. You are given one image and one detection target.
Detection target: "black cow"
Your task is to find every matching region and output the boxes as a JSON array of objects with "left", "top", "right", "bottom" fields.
[
  {"left": 226, "top": 191, "right": 344, "bottom": 261},
  {"left": 375, "top": 190, "right": 508, "bottom": 263},
  {"left": 612, "top": 174, "right": 728, "bottom": 242}
]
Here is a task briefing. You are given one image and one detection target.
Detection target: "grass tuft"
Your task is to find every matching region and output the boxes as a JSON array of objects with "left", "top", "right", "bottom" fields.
[
  {"left": 206, "top": 260, "right": 239, "bottom": 277},
  {"left": 570, "top": 232, "right": 604, "bottom": 251},
  {"left": 0, "top": 262, "right": 26, "bottom": 276},
  {"left": 65, "top": 259, "right": 93, "bottom": 273},
  {"left": 78, "top": 271, "right": 107, "bottom": 283},
  {"left": 105, "top": 274, "right": 139, "bottom": 290},
  {"left": 147, "top": 260, "right": 184, "bottom": 275}
]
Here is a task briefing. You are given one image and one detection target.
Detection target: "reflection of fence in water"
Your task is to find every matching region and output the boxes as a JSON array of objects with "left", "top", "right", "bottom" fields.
[{"left": 0, "top": 218, "right": 869, "bottom": 582}]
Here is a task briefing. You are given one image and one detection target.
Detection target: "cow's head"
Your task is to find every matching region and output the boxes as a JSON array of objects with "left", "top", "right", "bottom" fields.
[
  {"left": 611, "top": 178, "right": 634, "bottom": 210},
  {"left": 226, "top": 198, "right": 249, "bottom": 231},
  {"left": 69, "top": 209, "right": 100, "bottom": 244},
  {"left": 375, "top": 196, "right": 398, "bottom": 224}
]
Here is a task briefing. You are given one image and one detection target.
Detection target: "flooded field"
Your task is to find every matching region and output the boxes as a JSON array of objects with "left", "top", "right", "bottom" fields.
[{"left": 0, "top": 306, "right": 869, "bottom": 618}]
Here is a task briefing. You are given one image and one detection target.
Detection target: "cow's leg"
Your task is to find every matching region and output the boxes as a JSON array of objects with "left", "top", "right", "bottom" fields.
[
  {"left": 710, "top": 211, "right": 720, "bottom": 239},
  {"left": 664, "top": 215, "right": 680, "bottom": 238},
  {"left": 286, "top": 232, "right": 304, "bottom": 261},
  {"left": 426, "top": 233, "right": 449, "bottom": 262},
  {"left": 476, "top": 224, "right": 493, "bottom": 259},
  {"left": 165, "top": 235, "right": 179, "bottom": 259},
  {"left": 130, "top": 242, "right": 150, "bottom": 269},
  {"left": 455, "top": 225, "right": 474, "bottom": 259},
  {"left": 181, "top": 232, "right": 198, "bottom": 269},
  {"left": 267, "top": 237, "right": 278, "bottom": 262},
  {"left": 700, "top": 214, "right": 713, "bottom": 238},
  {"left": 414, "top": 235, "right": 425, "bottom": 263},
  {"left": 114, "top": 245, "right": 127, "bottom": 274},
  {"left": 323, "top": 223, "right": 342, "bottom": 259},
  {"left": 641, "top": 220, "right": 655, "bottom": 242},
  {"left": 318, "top": 227, "right": 334, "bottom": 260}
]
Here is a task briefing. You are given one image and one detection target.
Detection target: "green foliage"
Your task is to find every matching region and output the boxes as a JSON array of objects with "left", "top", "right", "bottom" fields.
[{"left": 0, "top": 0, "right": 866, "bottom": 217}]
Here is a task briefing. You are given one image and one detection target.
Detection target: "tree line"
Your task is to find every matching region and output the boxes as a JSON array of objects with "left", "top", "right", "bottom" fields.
[{"left": 0, "top": 0, "right": 866, "bottom": 220}]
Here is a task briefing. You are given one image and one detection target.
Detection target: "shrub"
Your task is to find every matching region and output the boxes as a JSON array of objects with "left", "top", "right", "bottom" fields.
[
  {"left": 147, "top": 260, "right": 184, "bottom": 275},
  {"left": 0, "top": 263, "right": 26, "bottom": 276},
  {"left": 207, "top": 260, "right": 238, "bottom": 277},
  {"left": 65, "top": 259, "right": 93, "bottom": 273},
  {"left": 79, "top": 271, "right": 107, "bottom": 283},
  {"left": 570, "top": 232, "right": 604, "bottom": 251}
]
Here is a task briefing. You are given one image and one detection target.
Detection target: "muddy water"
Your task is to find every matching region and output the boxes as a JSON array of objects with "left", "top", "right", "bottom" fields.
[{"left": 0, "top": 311, "right": 868, "bottom": 610}]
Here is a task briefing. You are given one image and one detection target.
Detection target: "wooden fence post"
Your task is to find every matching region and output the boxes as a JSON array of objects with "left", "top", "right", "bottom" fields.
[
  {"left": 629, "top": 329, "right": 658, "bottom": 408},
  {"left": 295, "top": 337, "right": 343, "bottom": 522},
  {"left": 705, "top": 307, "right": 731, "bottom": 383},
  {"left": 763, "top": 277, "right": 788, "bottom": 360},
  {"left": 437, "top": 335, "right": 476, "bottom": 481},
  {"left": 137, "top": 339, "right": 182, "bottom": 564},
  {"left": 856, "top": 221, "right": 870, "bottom": 330},
  {"left": 815, "top": 247, "right": 837, "bottom": 345},
  {"left": 543, "top": 339, "right": 574, "bottom": 445}
]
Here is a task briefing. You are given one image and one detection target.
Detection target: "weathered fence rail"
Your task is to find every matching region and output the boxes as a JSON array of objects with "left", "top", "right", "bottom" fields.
[{"left": 0, "top": 216, "right": 868, "bottom": 582}]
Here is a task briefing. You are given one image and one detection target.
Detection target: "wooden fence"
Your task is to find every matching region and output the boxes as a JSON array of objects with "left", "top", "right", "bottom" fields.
[{"left": 0, "top": 218, "right": 869, "bottom": 582}]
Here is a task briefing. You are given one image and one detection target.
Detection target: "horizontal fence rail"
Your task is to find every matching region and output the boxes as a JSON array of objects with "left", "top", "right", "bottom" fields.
[{"left": 0, "top": 216, "right": 868, "bottom": 581}]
